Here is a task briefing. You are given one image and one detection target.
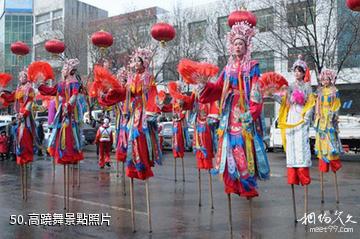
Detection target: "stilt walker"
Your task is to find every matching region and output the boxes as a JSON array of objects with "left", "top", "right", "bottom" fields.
[
  {"left": 172, "top": 83, "right": 217, "bottom": 209},
  {"left": 277, "top": 56, "right": 316, "bottom": 222},
  {"left": 96, "top": 65, "right": 130, "bottom": 194},
  {"left": 314, "top": 68, "right": 342, "bottom": 204},
  {"left": 98, "top": 47, "right": 163, "bottom": 232},
  {"left": 163, "top": 82, "right": 193, "bottom": 183},
  {"left": 38, "top": 59, "right": 85, "bottom": 210},
  {"left": 188, "top": 20, "right": 271, "bottom": 234},
  {"left": 1, "top": 68, "right": 39, "bottom": 201}
]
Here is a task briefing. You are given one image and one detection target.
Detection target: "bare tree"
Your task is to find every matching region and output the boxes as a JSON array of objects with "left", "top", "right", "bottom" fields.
[{"left": 256, "top": 0, "right": 360, "bottom": 80}]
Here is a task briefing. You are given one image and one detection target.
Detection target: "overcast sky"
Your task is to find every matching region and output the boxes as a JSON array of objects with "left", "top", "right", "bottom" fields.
[{"left": 80, "top": 0, "right": 216, "bottom": 16}]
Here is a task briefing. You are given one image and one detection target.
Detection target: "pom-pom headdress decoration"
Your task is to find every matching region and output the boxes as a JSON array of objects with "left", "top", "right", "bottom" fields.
[
  {"left": 18, "top": 68, "right": 28, "bottom": 84},
  {"left": 62, "top": 58, "right": 80, "bottom": 77},
  {"left": 292, "top": 55, "right": 311, "bottom": 82},
  {"left": 0, "top": 73, "right": 12, "bottom": 88},
  {"left": 130, "top": 47, "right": 153, "bottom": 69},
  {"left": 27, "top": 61, "right": 54, "bottom": 82},
  {"left": 227, "top": 21, "right": 256, "bottom": 66},
  {"left": 320, "top": 68, "right": 337, "bottom": 85}
]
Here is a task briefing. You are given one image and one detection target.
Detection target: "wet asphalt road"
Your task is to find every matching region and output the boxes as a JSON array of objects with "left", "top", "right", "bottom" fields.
[{"left": 0, "top": 145, "right": 359, "bottom": 239}]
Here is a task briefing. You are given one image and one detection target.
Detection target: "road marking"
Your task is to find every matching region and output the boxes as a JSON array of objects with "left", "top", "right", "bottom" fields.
[{"left": 29, "top": 189, "right": 147, "bottom": 216}]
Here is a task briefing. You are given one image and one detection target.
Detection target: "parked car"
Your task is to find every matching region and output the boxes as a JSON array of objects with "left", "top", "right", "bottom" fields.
[
  {"left": 159, "top": 121, "right": 194, "bottom": 151},
  {"left": 82, "top": 123, "right": 97, "bottom": 145}
]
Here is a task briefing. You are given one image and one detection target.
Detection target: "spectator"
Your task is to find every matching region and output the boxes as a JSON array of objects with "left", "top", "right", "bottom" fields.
[
  {"left": 6, "top": 118, "right": 16, "bottom": 161},
  {"left": 0, "top": 131, "right": 8, "bottom": 160},
  {"left": 36, "top": 121, "right": 45, "bottom": 156}
]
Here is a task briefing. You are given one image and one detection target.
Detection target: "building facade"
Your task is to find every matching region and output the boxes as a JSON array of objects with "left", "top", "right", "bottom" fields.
[
  {"left": 33, "top": 0, "right": 107, "bottom": 75},
  {"left": 0, "top": 0, "right": 33, "bottom": 89}
]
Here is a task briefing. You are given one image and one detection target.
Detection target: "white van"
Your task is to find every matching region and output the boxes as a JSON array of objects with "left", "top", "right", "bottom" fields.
[{"left": 0, "top": 115, "right": 15, "bottom": 124}]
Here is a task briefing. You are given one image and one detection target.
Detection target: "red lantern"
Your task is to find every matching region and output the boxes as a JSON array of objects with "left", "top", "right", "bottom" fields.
[
  {"left": 91, "top": 30, "right": 113, "bottom": 48},
  {"left": 346, "top": 0, "right": 360, "bottom": 11},
  {"left": 10, "top": 41, "right": 30, "bottom": 56},
  {"left": 151, "top": 22, "right": 176, "bottom": 46},
  {"left": 228, "top": 9, "right": 257, "bottom": 28},
  {"left": 45, "top": 39, "right": 66, "bottom": 54}
]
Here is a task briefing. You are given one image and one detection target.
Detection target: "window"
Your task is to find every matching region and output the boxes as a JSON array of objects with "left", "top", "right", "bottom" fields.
[
  {"left": 162, "top": 61, "right": 178, "bottom": 82},
  {"left": 52, "top": 18, "right": 63, "bottom": 31},
  {"left": 287, "top": 0, "right": 315, "bottom": 27},
  {"left": 254, "top": 8, "right": 274, "bottom": 33},
  {"left": 252, "top": 51, "right": 275, "bottom": 73},
  {"left": 188, "top": 20, "right": 207, "bottom": 42},
  {"left": 137, "top": 24, "right": 149, "bottom": 41},
  {"left": 36, "top": 13, "right": 50, "bottom": 23},
  {"left": 217, "top": 16, "right": 229, "bottom": 37},
  {"left": 36, "top": 22, "right": 51, "bottom": 34},
  {"left": 287, "top": 46, "right": 315, "bottom": 71},
  {"left": 53, "top": 9, "right": 63, "bottom": 18}
]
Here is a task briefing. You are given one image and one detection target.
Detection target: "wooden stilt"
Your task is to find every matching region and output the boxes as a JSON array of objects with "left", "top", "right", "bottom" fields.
[
  {"left": 20, "top": 165, "right": 24, "bottom": 200},
  {"left": 291, "top": 185, "right": 297, "bottom": 223},
  {"left": 227, "top": 194, "right": 233, "bottom": 235},
  {"left": 67, "top": 164, "right": 70, "bottom": 210},
  {"left": 77, "top": 162, "right": 80, "bottom": 188},
  {"left": 116, "top": 161, "right": 120, "bottom": 178},
  {"left": 130, "top": 178, "right": 135, "bottom": 232},
  {"left": 198, "top": 169, "right": 201, "bottom": 207},
  {"left": 334, "top": 172, "right": 339, "bottom": 204},
  {"left": 304, "top": 185, "right": 308, "bottom": 225},
  {"left": 174, "top": 157, "right": 177, "bottom": 182},
  {"left": 145, "top": 180, "right": 152, "bottom": 233},
  {"left": 249, "top": 198, "right": 253, "bottom": 239},
  {"left": 181, "top": 157, "right": 185, "bottom": 182},
  {"left": 63, "top": 165, "right": 66, "bottom": 210},
  {"left": 122, "top": 162, "right": 126, "bottom": 195},
  {"left": 24, "top": 164, "right": 27, "bottom": 201},
  {"left": 52, "top": 159, "right": 56, "bottom": 179},
  {"left": 320, "top": 172, "right": 324, "bottom": 203},
  {"left": 72, "top": 164, "right": 75, "bottom": 188},
  {"left": 208, "top": 171, "right": 214, "bottom": 210}
]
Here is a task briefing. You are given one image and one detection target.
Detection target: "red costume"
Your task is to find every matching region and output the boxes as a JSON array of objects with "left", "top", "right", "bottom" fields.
[
  {"left": 99, "top": 48, "right": 162, "bottom": 180},
  {"left": 95, "top": 119, "right": 113, "bottom": 168},
  {"left": 0, "top": 71, "right": 36, "bottom": 165}
]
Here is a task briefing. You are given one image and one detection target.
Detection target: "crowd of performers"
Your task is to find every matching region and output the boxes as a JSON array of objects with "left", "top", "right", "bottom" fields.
[{"left": 0, "top": 15, "right": 345, "bottom": 235}]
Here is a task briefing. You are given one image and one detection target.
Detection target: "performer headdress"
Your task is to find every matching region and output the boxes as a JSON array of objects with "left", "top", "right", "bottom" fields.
[
  {"left": 320, "top": 68, "right": 337, "bottom": 85},
  {"left": 62, "top": 58, "right": 80, "bottom": 77},
  {"left": 130, "top": 47, "right": 153, "bottom": 69},
  {"left": 227, "top": 21, "right": 256, "bottom": 64},
  {"left": 292, "top": 55, "right": 311, "bottom": 82}
]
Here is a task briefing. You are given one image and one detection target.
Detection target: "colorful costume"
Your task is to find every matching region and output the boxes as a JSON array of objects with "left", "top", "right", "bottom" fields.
[
  {"left": 190, "top": 95, "right": 215, "bottom": 169},
  {"left": 198, "top": 22, "right": 269, "bottom": 198},
  {"left": 0, "top": 70, "right": 36, "bottom": 165},
  {"left": 277, "top": 57, "right": 315, "bottom": 186},
  {"left": 38, "top": 59, "right": 84, "bottom": 164},
  {"left": 95, "top": 118, "right": 113, "bottom": 168},
  {"left": 314, "top": 69, "right": 342, "bottom": 173},
  {"left": 99, "top": 48, "right": 162, "bottom": 180}
]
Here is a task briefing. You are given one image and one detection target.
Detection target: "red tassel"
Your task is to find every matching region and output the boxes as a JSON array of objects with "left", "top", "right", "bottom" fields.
[
  {"left": 0, "top": 73, "right": 12, "bottom": 87},
  {"left": 28, "top": 61, "right": 54, "bottom": 82},
  {"left": 304, "top": 68, "right": 311, "bottom": 83}
]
